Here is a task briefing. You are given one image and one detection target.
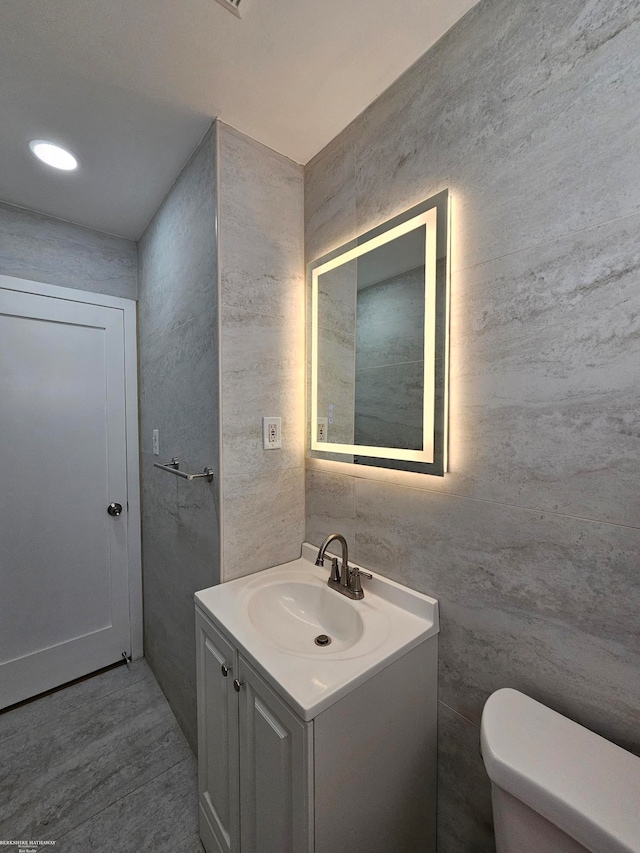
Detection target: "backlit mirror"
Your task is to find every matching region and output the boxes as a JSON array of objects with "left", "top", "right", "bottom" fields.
[{"left": 308, "top": 190, "right": 449, "bottom": 475}]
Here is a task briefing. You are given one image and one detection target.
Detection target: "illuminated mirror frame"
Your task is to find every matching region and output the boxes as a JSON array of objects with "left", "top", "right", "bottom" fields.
[{"left": 308, "top": 190, "right": 450, "bottom": 476}]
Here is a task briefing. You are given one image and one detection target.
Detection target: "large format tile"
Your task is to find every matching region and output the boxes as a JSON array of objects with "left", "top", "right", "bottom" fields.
[
  {"left": 222, "top": 467, "right": 305, "bottom": 581},
  {"left": 437, "top": 702, "right": 495, "bottom": 853},
  {"left": 58, "top": 756, "right": 203, "bottom": 853},
  {"left": 355, "top": 479, "right": 640, "bottom": 647},
  {"left": 0, "top": 667, "right": 192, "bottom": 840},
  {"left": 138, "top": 125, "right": 217, "bottom": 339},
  {"left": 302, "top": 0, "right": 640, "bottom": 847},
  {"left": 354, "top": 478, "right": 640, "bottom": 750},
  {"left": 221, "top": 305, "right": 304, "bottom": 475},
  {"left": 355, "top": 267, "right": 424, "bottom": 370},
  {"left": 308, "top": 208, "right": 640, "bottom": 524},
  {"left": 219, "top": 123, "right": 304, "bottom": 321},
  {"left": 139, "top": 308, "right": 219, "bottom": 469},
  {"left": 317, "top": 322, "right": 356, "bottom": 445},
  {"left": 443, "top": 211, "right": 640, "bottom": 526},
  {"left": 0, "top": 660, "right": 150, "bottom": 747},
  {"left": 142, "top": 451, "right": 218, "bottom": 752},
  {"left": 354, "top": 360, "right": 424, "bottom": 450},
  {"left": 354, "top": 0, "right": 640, "bottom": 271},
  {"left": 304, "top": 124, "right": 357, "bottom": 263},
  {"left": 439, "top": 601, "right": 640, "bottom": 755},
  {"left": 0, "top": 201, "right": 137, "bottom": 299},
  {"left": 305, "top": 470, "right": 356, "bottom": 560}
]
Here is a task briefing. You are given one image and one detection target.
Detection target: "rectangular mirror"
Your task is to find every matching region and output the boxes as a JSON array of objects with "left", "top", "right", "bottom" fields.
[{"left": 308, "top": 189, "right": 449, "bottom": 475}]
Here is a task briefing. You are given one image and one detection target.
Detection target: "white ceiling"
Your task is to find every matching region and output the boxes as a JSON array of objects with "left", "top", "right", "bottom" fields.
[{"left": 0, "top": 0, "right": 479, "bottom": 240}]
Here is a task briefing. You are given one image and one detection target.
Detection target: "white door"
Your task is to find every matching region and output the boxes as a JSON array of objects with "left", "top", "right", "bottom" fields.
[{"left": 0, "top": 285, "right": 132, "bottom": 708}]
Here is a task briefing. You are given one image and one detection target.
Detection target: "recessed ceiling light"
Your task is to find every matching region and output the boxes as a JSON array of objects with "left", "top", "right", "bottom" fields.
[{"left": 29, "top": 140, "right": 79, "bottom": 171}]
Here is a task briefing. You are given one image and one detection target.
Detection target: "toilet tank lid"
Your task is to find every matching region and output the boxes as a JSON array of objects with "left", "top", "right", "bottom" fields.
[{"left": 481, "top": 688, "right": 640, "bottom": 853}]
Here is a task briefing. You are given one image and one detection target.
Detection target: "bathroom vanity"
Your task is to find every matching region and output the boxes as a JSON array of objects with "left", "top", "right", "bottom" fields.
[{"left": 195, "top": 544, "right": 439, "bottom": 853}]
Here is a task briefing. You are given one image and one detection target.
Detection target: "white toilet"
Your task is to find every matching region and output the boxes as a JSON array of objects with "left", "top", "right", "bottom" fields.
[{"left": 481, "top": 688, "right": 640, "bottom": 853}]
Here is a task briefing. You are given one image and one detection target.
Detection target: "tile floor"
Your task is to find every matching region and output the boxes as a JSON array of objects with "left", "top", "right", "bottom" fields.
[{"left": 0, "top": 659, "right": 204, "bottom": 852}]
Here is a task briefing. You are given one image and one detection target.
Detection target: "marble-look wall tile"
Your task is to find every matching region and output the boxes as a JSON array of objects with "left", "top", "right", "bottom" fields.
[
  {"left": 355, "top": 268, "right": 424, "bottom": 370},
  {"left": 220, "top": 305, "right": 304, "bottom": 474},
  {"left": 317, "top": 260, "right": 358, "bottom": 339},
  {"left": 0, "top": 200, "right": 137, "bottom": 299},
  {"left": 138, "top": 123, "right": 219, "bottom": 752},
  {"left": 304, "top": 1, "right": 640, "bottom": 847},
  {"left": 354, "top": 477, "right": 640, "bottom": 752},
  {"left": 354, "top": 0, "right": 640, "bottom": 271},
  {"left": 317, "top": 324, "right": 356, "bottom": 445},
  {"left": 139, "top": 308, "right": 218, "bottom": 469},
  {"left": 223, "top": 467, "right": 305, "bottom": 581},
  {"left": 140, "top": 453, "right": 219, "bottom": 749},
  {"left": 305, "top": 470, "right": 356, "bottom": 559},
  {"left": 138, "top": 125, "right": 217, "bottom": 339},
  {"left": 437, "top": 702, "right": 495, "bottom": 853},
  {"left": 304, "top": 124, "right": 357, "bottom": 264},
  {"left": 218, "top": 123, "right": 305, "bottom": 581},
  {"left": 354, "top": 360, "right": 424, "bottom": 449},
  {"left": 440, "top": 601, "right": 640, "bottom": 756},
  {"left": 444, "top": 212, "right": 640, "bottom": 526},
  {"left": 219, "top": 123, "right": 304, "bottom": 321}
]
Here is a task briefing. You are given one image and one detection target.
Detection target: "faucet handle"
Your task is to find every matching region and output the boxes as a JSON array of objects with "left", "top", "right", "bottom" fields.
[
  {"left": 350, "top": 566, "right": 372, "bottom": 596},
  {"left": 329, "top": 557, "right": 340, "bottom": 583},
  {"left": 356, "top": 569, "right": 372, "bottom": 580}
]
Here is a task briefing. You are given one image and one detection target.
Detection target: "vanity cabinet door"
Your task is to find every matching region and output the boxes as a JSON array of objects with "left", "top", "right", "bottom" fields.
[
  {"left": 196, "top": 609, "right": 241, "bottom": 853},
  {"left": 237, "top": 656, "right": 313, "bottom": 853}
]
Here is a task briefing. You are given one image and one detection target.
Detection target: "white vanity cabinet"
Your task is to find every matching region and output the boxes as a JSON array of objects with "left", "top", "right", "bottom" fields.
[
  {"left": 196, "top": 600, "right": 438, "bottom": 853},
  {"left": 196, "top": 608, "right": 312, "bottom": 853}
]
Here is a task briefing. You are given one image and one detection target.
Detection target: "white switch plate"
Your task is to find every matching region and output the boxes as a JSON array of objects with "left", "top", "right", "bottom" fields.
[
  {"left": 317, "top": 417, "right": 328, "bottom": 442},
  {"left": 262, "top": 417, "right": 282, "bottom": 450},
  {"left": 152, "top": 429, "right": 160, "bottom": 456}
]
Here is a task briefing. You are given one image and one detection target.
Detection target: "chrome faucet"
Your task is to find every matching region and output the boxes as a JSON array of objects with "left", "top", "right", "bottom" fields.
[{"left": 315, "top": 533, "right": 372, "bottom": 600}]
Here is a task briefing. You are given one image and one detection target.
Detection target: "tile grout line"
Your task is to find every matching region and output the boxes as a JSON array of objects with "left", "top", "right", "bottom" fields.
[
  {"left": 220, "top": 299, "right": 303, "bottom": 324},
  {"left": 0, "top": 668, "right": 150, "bottom": 748},
  {"left": 53, "top": 755, "right": 194, "bottom": 844},
  {"left": 308, "top": 464, "right": 640, "bottom": 532},
  {"left": 356, "top": 476, "right": 640, "bottom": 532},
  {"left": 438, "top": 699, "right": 479, "bottom": 729},
  {"left": 451, "top": 207, "right": 640, "bottom": 277},
  {"left": 138, "top": 308, "right": 213, "bottom": 345}
]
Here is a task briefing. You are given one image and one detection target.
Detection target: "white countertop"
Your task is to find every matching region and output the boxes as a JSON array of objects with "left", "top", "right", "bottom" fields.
[{"left": 195, "top": 543, "right": 439, "bottom": 720}]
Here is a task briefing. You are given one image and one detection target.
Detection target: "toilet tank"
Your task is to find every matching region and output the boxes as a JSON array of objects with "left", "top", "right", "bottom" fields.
[{"left": 481, "top": 689, "right": 640, "bottom": 853}]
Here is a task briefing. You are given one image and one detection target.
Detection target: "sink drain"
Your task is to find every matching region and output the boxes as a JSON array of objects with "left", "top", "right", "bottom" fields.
[{"left": 314, "top": 634, "right": 332, "bottom": 647}]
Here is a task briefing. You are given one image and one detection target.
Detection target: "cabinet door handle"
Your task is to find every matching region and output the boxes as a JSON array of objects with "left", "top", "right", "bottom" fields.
[
  {"left": 233, "top": 679, "right": 244, "bottom": 692},
  {"left": 221, "top": 663, "right": 231, "bottom": 677}
]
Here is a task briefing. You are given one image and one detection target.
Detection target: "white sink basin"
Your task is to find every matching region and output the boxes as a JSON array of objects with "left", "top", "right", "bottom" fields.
[
  {"left": 247, "top": 579, "right": 366, "bottom": 654},
  {"left": 195, "top": 543, "right": 439, "bottom": 720}
]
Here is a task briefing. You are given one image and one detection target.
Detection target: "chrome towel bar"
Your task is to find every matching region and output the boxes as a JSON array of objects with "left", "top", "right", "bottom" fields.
[{"left": 154, "top": 457, "right": 214, "bottom": 483}]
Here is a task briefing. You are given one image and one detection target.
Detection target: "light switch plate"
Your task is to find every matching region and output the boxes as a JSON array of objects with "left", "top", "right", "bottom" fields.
[{"left": 152, "top": 429, "right": 160, "bottom": 456}]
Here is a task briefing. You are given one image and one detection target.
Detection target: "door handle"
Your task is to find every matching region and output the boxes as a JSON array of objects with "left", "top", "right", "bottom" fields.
[{"left": 108, "top": 502, "right": 123, "bottom": 517}]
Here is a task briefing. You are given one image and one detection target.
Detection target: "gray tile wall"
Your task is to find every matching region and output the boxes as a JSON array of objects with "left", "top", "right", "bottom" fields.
[
  {"left": 138, "top": 124, "right": 220, "bottom": 752},
  {"left": 218, "top": 122, "right": 305, "bottom": 581},
  {"left": 304, "top": 1, "right": 640, "bottom": 850},
  {"left": 354, "top": 268, "right": 425, "bottom": 449},
  {"left": 0, "top": 200, "right": 137, "bottom": 299}
]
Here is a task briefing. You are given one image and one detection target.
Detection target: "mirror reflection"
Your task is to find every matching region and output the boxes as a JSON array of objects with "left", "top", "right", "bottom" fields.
[{"left": 309, "top": 190, "right": 449, "bottom": 475}]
